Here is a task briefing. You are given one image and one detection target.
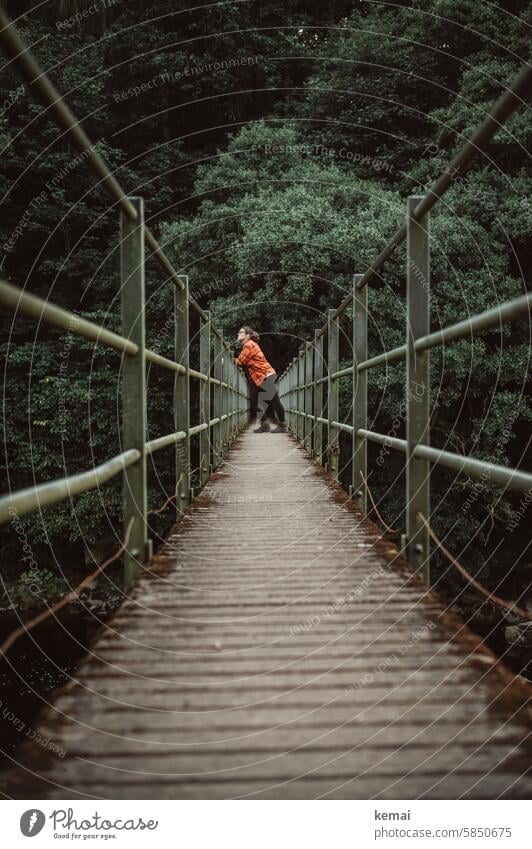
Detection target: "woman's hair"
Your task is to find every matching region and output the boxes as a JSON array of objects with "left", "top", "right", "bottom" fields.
[{"left": 242, "top": 325, "right": 260, "bottom": 341}]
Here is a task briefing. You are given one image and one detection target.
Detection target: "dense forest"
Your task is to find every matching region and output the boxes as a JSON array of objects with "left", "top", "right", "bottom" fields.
[{"left": 1, "top": 0, "right": 530, "bottom": 630}]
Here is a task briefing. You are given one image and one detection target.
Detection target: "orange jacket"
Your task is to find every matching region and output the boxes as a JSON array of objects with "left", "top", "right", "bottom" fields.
[{"left": 235, "top": 339, "right": 275, "bottom": 386}]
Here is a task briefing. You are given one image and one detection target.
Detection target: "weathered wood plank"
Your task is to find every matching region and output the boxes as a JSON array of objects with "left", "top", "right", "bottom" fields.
[{"left": 2, "top": 428, "right": 531, "bottom": 801}]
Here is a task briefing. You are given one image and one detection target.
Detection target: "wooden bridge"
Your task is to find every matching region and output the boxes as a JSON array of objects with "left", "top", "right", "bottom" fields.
[
  {"left": 3, "top": 429, "right": 532, "bottom": 800},
  {"left": 0, "top": 9, "right": 531, "bottom": 801}
]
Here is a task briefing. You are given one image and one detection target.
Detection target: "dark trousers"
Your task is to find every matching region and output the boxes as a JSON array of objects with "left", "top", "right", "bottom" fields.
[{"left": 257, "top": 374, "right": 285, "bottom": 423}]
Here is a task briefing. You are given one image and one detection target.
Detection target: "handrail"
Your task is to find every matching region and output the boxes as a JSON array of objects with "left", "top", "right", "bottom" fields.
[
  {"left": 415, "top": 292, "right": 532, "bottom": 353},
  {"left": 0, "top": 278, "right": 138, "bottom": 356},
  {"left": 356, "top": 292, "right": 532, "bottom": 372},
  {"left": 0, "top": 6, "right": 224, "bottom": 338},
  {"left": 0, "top": 449, "right": 140, "bottom": 524},
  {"left": 279, "top": 60, "right": 532, "bottom": 585},
  {"left": 0, "top": 277, "right": 250, "bottom": 388},
  {"left": 0, "top": 8, "right": 250, "bottom": 586},
  {"left": 318, "top": 63, "right": 532, "bottom": 331}
]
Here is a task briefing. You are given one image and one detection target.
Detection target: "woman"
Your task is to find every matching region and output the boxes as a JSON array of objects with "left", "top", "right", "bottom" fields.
[{"left": 235, "top": 326, "right": 287, "bottom": 433}]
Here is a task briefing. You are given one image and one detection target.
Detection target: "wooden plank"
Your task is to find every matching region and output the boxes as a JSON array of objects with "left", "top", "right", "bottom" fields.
[{"left": 3, "top": 428, "right": 531, "bottom": 801}]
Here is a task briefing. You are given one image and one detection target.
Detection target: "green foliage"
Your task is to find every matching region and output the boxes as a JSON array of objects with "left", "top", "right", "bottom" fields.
[
  {"left": 1, "top": 0, "right": 530, "bottom": 599},
  {"left": 1, "top": 567, "right": 68, "bottom": 612}
]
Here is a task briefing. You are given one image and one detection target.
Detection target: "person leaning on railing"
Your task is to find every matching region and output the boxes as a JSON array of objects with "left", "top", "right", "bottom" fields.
[{"left": 234, "top": 326, "right": 286, "bottom": 433}]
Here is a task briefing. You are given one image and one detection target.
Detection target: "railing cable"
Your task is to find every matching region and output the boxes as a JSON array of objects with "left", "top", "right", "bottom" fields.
[
  {"left": 360, "top": 471, "right": 400, "bottom": 536},
  {"left": 0, "top": 516, "right": 135, "bottom": 657},
  {"left": 418, "top": 512, "right": 532, "bottom": 623}
]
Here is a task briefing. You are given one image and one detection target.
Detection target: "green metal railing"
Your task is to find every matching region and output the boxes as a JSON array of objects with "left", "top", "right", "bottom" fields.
[
  {"left": 279, "top": 63, "right": 532, "bottom": 586},
  {"left": 0, "top": 9, "right": 248, "bottom": 587}
]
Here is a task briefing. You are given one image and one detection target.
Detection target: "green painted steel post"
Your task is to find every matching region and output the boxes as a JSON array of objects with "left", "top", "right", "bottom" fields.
[
  {"left": 304, "top": 342, "right": 313, "bottom": 453},
  {"left": 327, "top": 309, "right": 339, "bottom": 480},
  {"left": 226, "top": 349, "right": 232, "bottom": 445},
  {"left": 288, "top": 358, "right": 296, "bottom": 434},
  {"left": 300, "top": 352, "right": 306, "bottom": 446},
  {"left": 286, "top": 362, "right": 291, "bottom": 432},
  {"left": 302, "top": 345, "right": 308, "bottom": 449},
  {"left": 313, "top": 330, "right": 324, "bottom": 464},
  {"left": 121, "top": 196, "right": 148, "bottom": 588},
  {"left": 406, "top": 195, "right": 431, "bottom": 583},
  {"left": 234, "top": 359, "right": 240, "bottom": 437},
  {"left": 244, "top": 366, "right": 250, "bottom": 428},
  {"left": 296, "top": 351, "right": 303, "bottom": 444},
  {"left": 174, "top": 275, "right": 190, "bottom": 518},
  {"left": 213, "top": 333, "right": 222, "bottom": 468},
  {"left": 299, "top": 348, "right": 306, "bottom": 445},
  {"left": 290, "top": 359, "right": 294, "bottom": 436},
  {"left": 199, "top": 311, "right": 211, "bottom": 486},
  {"left": 240, "top": 368, "right": 245, "bottom": 431},
  {"left": 237, "top": 367, "right": 241, "bottom": 432},
  {"left": 221, "top": 338, "right": 228, "bottom": 455},
  {"left": 236, "top": 366, "right": 241, "bottom": 433},
  {"left": 352, "top": 273, "right": 367, "bottom": 510},
  {"left": 229, "top": 355, "right": 235, "bottom": 443}
]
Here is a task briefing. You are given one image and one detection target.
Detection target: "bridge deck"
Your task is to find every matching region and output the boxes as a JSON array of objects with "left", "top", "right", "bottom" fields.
[{"left": 4, "top": 428, "right": 531, "bottom": 799}]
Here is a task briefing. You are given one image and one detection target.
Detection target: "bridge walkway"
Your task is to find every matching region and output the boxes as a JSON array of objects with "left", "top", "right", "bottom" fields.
[{"left": 4, "top": 428, "right": 531, "bottom": 799}]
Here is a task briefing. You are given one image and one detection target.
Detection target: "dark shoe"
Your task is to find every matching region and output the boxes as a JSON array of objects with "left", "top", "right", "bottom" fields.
[
  {"left": 271, "top": 423, "right": 287, "bottom": 433},
  {"left": 253, "top": 421, "right": 271, "bottom": 433}
]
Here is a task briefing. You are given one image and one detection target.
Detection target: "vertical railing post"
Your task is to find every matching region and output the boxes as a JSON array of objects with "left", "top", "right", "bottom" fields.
[
  {"left": 286, "top": 362, "right": 291, "bottom": 433},
  {"left": 327, "top": 309, "right": 339, "bottom": 480},
  {"left": 240, "top": 368, "right": 246, "bottom": 431},
  {"left": 199, "top": 310, "right": 211, "bottom": 487},
  {"left": 220, "top": 336, "right": 228, "bottom": 456},
  {"left": 313, "top": 329, "right": 324, "bottom": 465},
  {"left": 296, "top": 350, "right": 303, "bottom": 445},
  {"left": 406, "top": 195, "right": 431, "bottom": 583},
  {"left": 121, "top": 196, "right": 148, "bottom": 588},
  {"left": 226, "top": 349, "right": 232, "bottom": 445},
  {"left": 302, "top": 345, "right": 307, "bottom": 450},
  {"left": 231, "top": 348, "right": 235, "bottom": 438},
  {"left": 304, "top": 342, "right": 313, "bottom": 453},
  {"left": 213, "top": 332, "right": 222, "bottom": 469},
  {"left": 301, "top": 348, "right": 307, "bottom": 447},
  {"left": 174, "top": 275, "right": 190, "bottom": 518},
  {"left": 289, "top": 357, "right": 296, "bottom": 434},
  {"left": 352, "top": 273, "right": 367, "bottom": 510},
  {"left": 236, "top": 365, "right": 241, "bottom": 433}
]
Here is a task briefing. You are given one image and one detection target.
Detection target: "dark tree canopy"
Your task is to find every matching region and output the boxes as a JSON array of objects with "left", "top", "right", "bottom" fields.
[{"left": 1, "top": 0, "right": 530, "bottom": 605}]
